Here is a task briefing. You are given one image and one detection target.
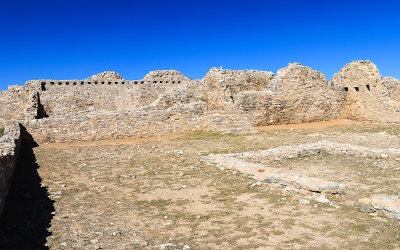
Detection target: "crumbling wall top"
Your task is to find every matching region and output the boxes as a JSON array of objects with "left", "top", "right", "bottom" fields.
[
  {"left": 143, "top": 70, "right": 189, "bottom": 81},
  {"left": 331, "top": 60, "right": 382, "bottom": 90},
  {"left": 87, "top": 71, "right": 124, "bottom": 80}
]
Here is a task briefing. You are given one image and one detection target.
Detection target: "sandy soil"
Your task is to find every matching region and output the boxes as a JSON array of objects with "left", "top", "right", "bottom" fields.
[{"left": 1, "top": 121, "right": 399, "bottom": 249}]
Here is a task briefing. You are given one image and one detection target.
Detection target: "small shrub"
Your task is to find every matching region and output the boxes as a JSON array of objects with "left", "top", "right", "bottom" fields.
[{"left": 0, "top": 128, "right": 4, "bottom": 137}]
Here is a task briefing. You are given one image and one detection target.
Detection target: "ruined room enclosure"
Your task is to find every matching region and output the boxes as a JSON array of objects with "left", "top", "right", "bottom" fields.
[
  {"left": 1, "top": 121, "right": 400, "bottom": 249},
  {"left": 203, "top": 140, "right": 400, "bottom": 218}
]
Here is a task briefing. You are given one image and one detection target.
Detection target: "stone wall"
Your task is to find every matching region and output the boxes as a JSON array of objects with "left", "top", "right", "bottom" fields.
[
  {"left": 0, "top": 85, "right": 39, "bottom": 123},
  {"left": 331, "top": 60, "right": 400, "bottom": 123},
  {"left": 22, "top": 106, "right": 260, "bottom": 144},
  {"left": 0, "top": 123, "right": 21, "bottom": 216},
  {"left": 383, "top": 77, "right": 400, "bottom": 101},
  {"left": 270, "top": 63, "right": 345, "bottom": 124},
  {"left": 31, "top": 70, "right": 191, "bottom": 118},
  {"left": 1, "top": 61, "right": 400, "bottom": 144},
  {"left": 202, "top": 68, "right": 274, "bottom": 111},
  {"left": 23, "top": 103, "right": 207, "bottom": 143},
  {"left": 203, "top": 63, "right": 345, "bottom": 126},
  {"left": 36, "top": 78, "right": 190, "bottom": 116}
]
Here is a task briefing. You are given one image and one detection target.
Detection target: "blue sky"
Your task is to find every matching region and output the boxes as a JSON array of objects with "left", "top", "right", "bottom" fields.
[{"left": 0, "top": 0, "right": 399, "bottom": 90}]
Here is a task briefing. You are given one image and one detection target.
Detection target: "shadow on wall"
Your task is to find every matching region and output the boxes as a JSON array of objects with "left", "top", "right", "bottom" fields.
[{"left": 0, "top": 125, "right": 54, "bottom": 249}]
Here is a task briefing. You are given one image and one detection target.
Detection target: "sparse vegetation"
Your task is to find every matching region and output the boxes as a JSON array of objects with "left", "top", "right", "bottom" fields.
[
  {"left": 9, "top": 123, "right": 399, "bottom": 249},
  {"left": 0, "top": 128, "right": 4, "bottom": 137}
]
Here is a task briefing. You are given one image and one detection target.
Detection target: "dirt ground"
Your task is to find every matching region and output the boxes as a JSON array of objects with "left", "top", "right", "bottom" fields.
[{"left": 1, "top": 120, "right": 400, "bottom": 249}]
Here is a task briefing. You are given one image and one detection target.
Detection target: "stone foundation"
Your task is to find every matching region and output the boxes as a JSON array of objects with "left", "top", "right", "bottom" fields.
[
  {"left": 201, "top": 141, "right": 400, "bottom": 195},
  {"left": 359, "top": 195, "right": 400, "bottom": 220}
]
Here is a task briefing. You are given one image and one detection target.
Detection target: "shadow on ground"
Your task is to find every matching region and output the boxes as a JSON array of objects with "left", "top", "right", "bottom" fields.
[{"left": 0, "top": 127, "right": 54, "bottom": 249}]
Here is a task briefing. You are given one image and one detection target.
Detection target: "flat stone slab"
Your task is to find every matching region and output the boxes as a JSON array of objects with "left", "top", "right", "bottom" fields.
[{"left": 359, "top": 195, "right": 400, "bottom": 220}]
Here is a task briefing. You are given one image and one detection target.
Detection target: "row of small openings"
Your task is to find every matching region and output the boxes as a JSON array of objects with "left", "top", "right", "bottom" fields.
[
  {"left": 344, "top": 85, "right": 370, "bottom": 92},
  {"left": 47, "top": 81, "right": 125, "bottom": 85},
  {"left": 132, "top": 80, "right": 181, "bottom": 84}
]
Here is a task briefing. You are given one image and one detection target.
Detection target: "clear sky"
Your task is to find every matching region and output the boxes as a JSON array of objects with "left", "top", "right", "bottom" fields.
[{"left": 1, "top": 0, "right": 399, "bottom": 90}]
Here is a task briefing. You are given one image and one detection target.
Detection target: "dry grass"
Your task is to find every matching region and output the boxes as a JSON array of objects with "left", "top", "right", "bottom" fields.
[{"left": 32, "top": 122, "right": 400, "bottom": 249}]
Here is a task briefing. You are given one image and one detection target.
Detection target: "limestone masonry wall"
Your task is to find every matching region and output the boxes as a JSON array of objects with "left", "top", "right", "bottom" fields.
[
  {"left": 331, "top": 60, "right": 400, "bottom": 123},
  {"left": 0, "top": 123, "right": 21, "bottom": 216},
  {"left": 1, "top": 61, "right": 400, "bottom": 144},
  {"left": 23, "top": 103, "right": 207, "bottom": 143}
]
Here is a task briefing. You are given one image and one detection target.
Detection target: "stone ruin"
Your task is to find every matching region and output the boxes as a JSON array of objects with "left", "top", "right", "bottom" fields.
[
  {"left": 1, "top": 60, "right": 400, "bottom": 219},
  {"left": 0, "top": 60, "right": 399, "bottom": 143},
  {"left": 0, "top": 60, "right": 399, "bottom": 144},
  {"left": 201, "top": 140, "right": 400, "bottom": 219}
]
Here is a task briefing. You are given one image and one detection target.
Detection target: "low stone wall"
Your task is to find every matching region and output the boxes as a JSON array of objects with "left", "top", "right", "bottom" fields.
[
  {"left": 201, "top": 140, "right": 400, "bottom": 195},
  {"left": 235, "top": 140, "right": 400, "bottom": 162},
  {"left": 0, "top": 123, "right": 21, "bottom": 216},
  {"left": 22, "top": 106, "right": 260, "bottom": 144},
  {"left": 23, "top": 103, "right": 207, "bottom": 143}
]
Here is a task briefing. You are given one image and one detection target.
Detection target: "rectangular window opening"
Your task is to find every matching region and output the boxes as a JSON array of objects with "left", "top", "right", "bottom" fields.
[
  {"left": 354, "top": 87, "right": 359, "bottom": 92},
  {"left": 81, "top": 81, "right": 84, "bottom": 85},
  {"left": 366, "top": 85, "right": 370, "bottom": 91},
  {"left": 58, "top": 82, "right": 62, "bottom": 85},
  {"left": 50, "top": 82, "right": 55, "bottom": 85},
  {"left": 108, "top": 82, "right": 111, "bottom": 84},
  {"left": 73, "top": 82, "right": 77, "bottom": 85},
  {"left": 344, "top": 87, "right": 349, "bottom": 92},
  {"left": 95, "top": 81, "right": 98, "bottom": 84},
  {"left": 65, "top": 82, "right": 69, "bottom": 85}
]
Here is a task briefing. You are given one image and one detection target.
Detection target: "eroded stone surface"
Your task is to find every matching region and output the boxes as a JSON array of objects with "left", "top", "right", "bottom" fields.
[{"left": 358, "top": 195, "right": 400, "bottom": 220}]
